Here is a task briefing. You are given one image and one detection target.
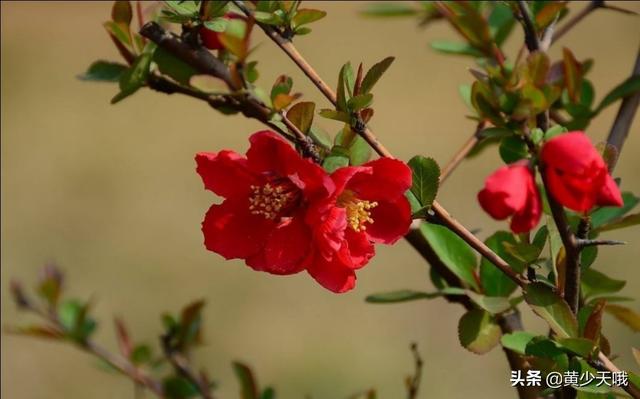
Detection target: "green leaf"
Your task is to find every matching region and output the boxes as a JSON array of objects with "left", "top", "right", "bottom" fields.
[
  {"left": 596, "top": 212, "right": 640, "bottom": 232},
  {"left": 292, "top": 8, "right": 327, "bottom": 28},
  {"left": 336, "top": 63, "right": 348, "bottom": 112},
  {"left": 544, "top": 124, "right": 567, "bottom": 141},
  {"left": 112, "top": 1, "right": 133, "bottom": 26},
  {"left": 131, "top": 344, "right": 152, "bottom": 365},
  {"left": 348, "top": 135, "right": 372, "bottom": 166},
  {"left": 501, "top": 331, "right": 536, "bottom": 355},
  {"left": 581, "top": 268, "right": 625, "bottom": 300},
  {"left": 360, "top": 57, "right": 394, "bottom": 95},
  {"left": 407, "top": 156, "right": 440, "bottom": 210},
  {"left": 233, "top": 362, "right": 259, "bottom": 399},
  {"left": 253, "top": 11, "right": 282, "bottom": 25},
  {"left": 420, "top": 223, "right": 479, "bottom": 290},
  {"left": 458, "top": 309, "right": 501, "bottom": 355},
  {"left": 557, "top": 337, "right": 597, "bottom": 357},
  {"left": 488, "top": 2, "right": 515, "bottom": 46},
  {"left": 595, "top": 75, "right": 640, "bottom": 113},
  {"left": 318, "top": 109, "right": 351, "bottom": 123},
  {"left": 153, "top": 47, "right": 197, "bottom": 85},
  {"left": 347, "top": 93, "right": 373, "bottom": 111},
  {"left": 479, "top": 232, "right": 522, "bottom": 297},
  {"left": 605, "top": 304, "right": 640, "bottom": 332},
  {"left": 360, "top": 2, "right": 418, "bottom": 17},
  {"left": 58, "top": 299, "right": 97, "bottom": 342},
  {"left": 78, "top": 61, "right": 128, "bottom": 82},
  {"left": 591, "top": 192, "right": 639, "bottom": 228},
  {"left": 525, "top": 336, "right": 564, "bottom": 358},
  {"left": 466, "top": 291, "right": 513, "bottom": 314},
  {"left": 499, "top": 136, "right": 528, "bottom": 164},
  {"left": 309, "top": 126, "right": 332, "bottom": 149},
  {"left": 430, "top": 41, "right": 483, "bottom": 57},
  {"left": 260, "top": 387, "right": 276, "bottom": 399},
  {"left": 478, "top": 127, "right": 512, "bottom": 139},
  {"left": 177, "top": 299, "right": 205, "bottom": 350},
  {"left": 524, "top": 282, "right": 578, "bottom": 338},
  {"left": 163, "top": 376, "right": 199, "bottom": 398},
  {"left": 365, "top": 287, "right": 466, "bottom": 303},
  {"left": 204, "top": 17, "right": 229, "bottom": 32},
  {"left": 104, "top": 20, "right": 133, "bottom": 47},
  {"left": 111, "top": 44, "right": 155, "bottom": 104},
  {"left": 563, "top": 48, "right": 583, "bottom": 103},
  {"left": 322, "top": 155, "right": 349, "bottom": 173},
  {"left": 286, "top": 102, "right": 315, "bottom": 134},
  {"left": 164, "top": 0, "right": 199, "bottom": 16},
  {"left": 294, "top": 27, "right": 312, "bottom": 36}
]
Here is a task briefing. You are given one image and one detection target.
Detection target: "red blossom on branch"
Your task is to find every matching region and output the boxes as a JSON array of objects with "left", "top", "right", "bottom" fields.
[
  {"left": 541, "top": 131, "right": 623, "bottom": 213},
  {"left": 304, "top": 158, "right": 412, "bottom": 293},
  {"left": 195, "top": 131, "right": 333, "bottom": 275},
  {"left": 477, "top": 161, "right": 542, "bottom": 233}
]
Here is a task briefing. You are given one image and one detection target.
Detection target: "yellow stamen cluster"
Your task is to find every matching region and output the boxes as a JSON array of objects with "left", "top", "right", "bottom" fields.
[
  {"left": 249, "top": 183, "right": 291, "bottom": 220},
  {"left": 345, "top": 198, "right": 378, "bottom": 232}
]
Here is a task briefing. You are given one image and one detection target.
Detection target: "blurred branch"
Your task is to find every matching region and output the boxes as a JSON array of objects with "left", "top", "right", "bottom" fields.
[
  {"left": 8, "top": 285, "right": 164, "bottom": 396},
  {"left": 161, "top": 332, "right": 214, "bottom": 399},
  {"left": 606, "top": 47, "right": 640, "bottom": 171},
  {"left": 406, "top": 343, "right": 423, "bottom": 399}
]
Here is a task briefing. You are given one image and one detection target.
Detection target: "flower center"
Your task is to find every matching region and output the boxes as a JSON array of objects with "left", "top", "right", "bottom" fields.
[
  {"left": 248, "top": 181, "right": 299, "bottom": 220},
  {"left": 338, "top": 190, "right": 378, "bottom": 232}
]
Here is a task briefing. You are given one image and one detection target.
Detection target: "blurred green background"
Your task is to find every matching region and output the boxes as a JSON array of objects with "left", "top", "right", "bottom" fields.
[{"left": 2, "top": 2, "right": 640, "bottom": 398}]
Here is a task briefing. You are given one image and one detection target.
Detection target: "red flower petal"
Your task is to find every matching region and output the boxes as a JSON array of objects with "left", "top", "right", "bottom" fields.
[
  {"left": 312, "top": 206, "right": 347, "bottom": 260},
  {"left": 202, "top": 200, "right": 274, "bottom": 260},
  {"left": 541, "top": 132, "right": 604, "bottom": 174},
  {"left": 365, "top": 196, "right": 412, "bottom": 244},
  {"left": 347, "top": 158, "right": 412, "bottom": 200},
  {"left": 306, "top": 256, "right": 357, "bottom": 293},
  {"left": 247, "top": 131, "right": 334, "bottom": 197},
  {"left": 337, "top": 229, "right": 375, "bottom": 269},
  {"left": 597, "top": 174, "right": 623, "bottom": 207},
  {"left": 545, "top": 167, "right": 597, "bottom": 212},
  {"left": 478, "top": 163, "right": 530, "bottom": 219},
  {"left": 511, "top": 180, "right": 542, "bottom": 233},
  {"left": 247, "top": 215, "right": 310, "bottom": 275},
  {"left": 195, "top": 151, "right": 258, "bottom": 198}
]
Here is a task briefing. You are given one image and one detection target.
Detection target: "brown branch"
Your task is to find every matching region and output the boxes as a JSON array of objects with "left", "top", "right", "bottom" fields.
[
  {"left": 439, "top": 122, "right": 485, "bottom": 184},
  {"left": 606, "top": 47, "right": 640, "bottom": 170},
  {"left": 140, "top": 22, "right": 321, "bottom": 162},
  {"left": 552, "top": 1, "right": 600, "bottom": 45},
  {"left": 161, "top": 334, "right": 213, "bottom": 399},
  {"left": 14, "top": 294, "right": 164, "bottom": 396}
]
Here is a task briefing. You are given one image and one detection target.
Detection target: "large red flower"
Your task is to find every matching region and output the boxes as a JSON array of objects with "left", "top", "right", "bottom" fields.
[
  {"left": 304, "top": 158, "right": 412, "bottom": 293},
  {"left": 196, "top": 131, "right": 333, "bottom": 275},
  {"left": 540, "top": 131, "right": 623, "bottom": 212},
  {"left": 478, "top": 161, "right": 541, "bottom": 233}
]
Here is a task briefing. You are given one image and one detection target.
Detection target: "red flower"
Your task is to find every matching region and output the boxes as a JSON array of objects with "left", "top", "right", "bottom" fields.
[
  {"left": 195, "top": 131, "right": 333, "bottom": 275},
  {"left": 199, "top": 13, "right": 244, "bottom": 50},
  {"left": 541, "top": 132, "right": 623, "bottom": 212},
  {"left": 478, "top": 161, "right": 541, "bottom": 233},
  {"left": 304, "top": 158, "right": 412, "bottom": 293}
]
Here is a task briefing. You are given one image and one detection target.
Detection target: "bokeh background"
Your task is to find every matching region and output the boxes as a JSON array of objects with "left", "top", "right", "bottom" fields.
[{"left": 2, "top": 2, "right": 640, "bottom": 398}]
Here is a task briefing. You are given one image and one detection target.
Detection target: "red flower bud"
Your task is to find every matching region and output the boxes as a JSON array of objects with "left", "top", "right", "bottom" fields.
[
  {"left": 478, "top": 161, "right": 541, "bottom": 233},
  {"left": 540, "top": 132, "right": 623, "bottom": 212}
]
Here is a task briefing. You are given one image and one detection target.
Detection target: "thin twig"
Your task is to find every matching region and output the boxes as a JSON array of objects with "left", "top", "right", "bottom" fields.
[
  {"left": 15, "top": 295, "right": 164, "bottom": 396},
  {"left": 576, "top": 238, "right": 626, "bottom": 247},
  {"left": 406, "top": 343, "right": 423, "bottom": 399},
  {"left": 140, "top": 22, "right": 321, "bottom": 162},
  {"left": 439, "top": 122, "right": 485, "bottom": 184},
  {"left": 552, "top": 1, "right": 600, "bottom": 45}
]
